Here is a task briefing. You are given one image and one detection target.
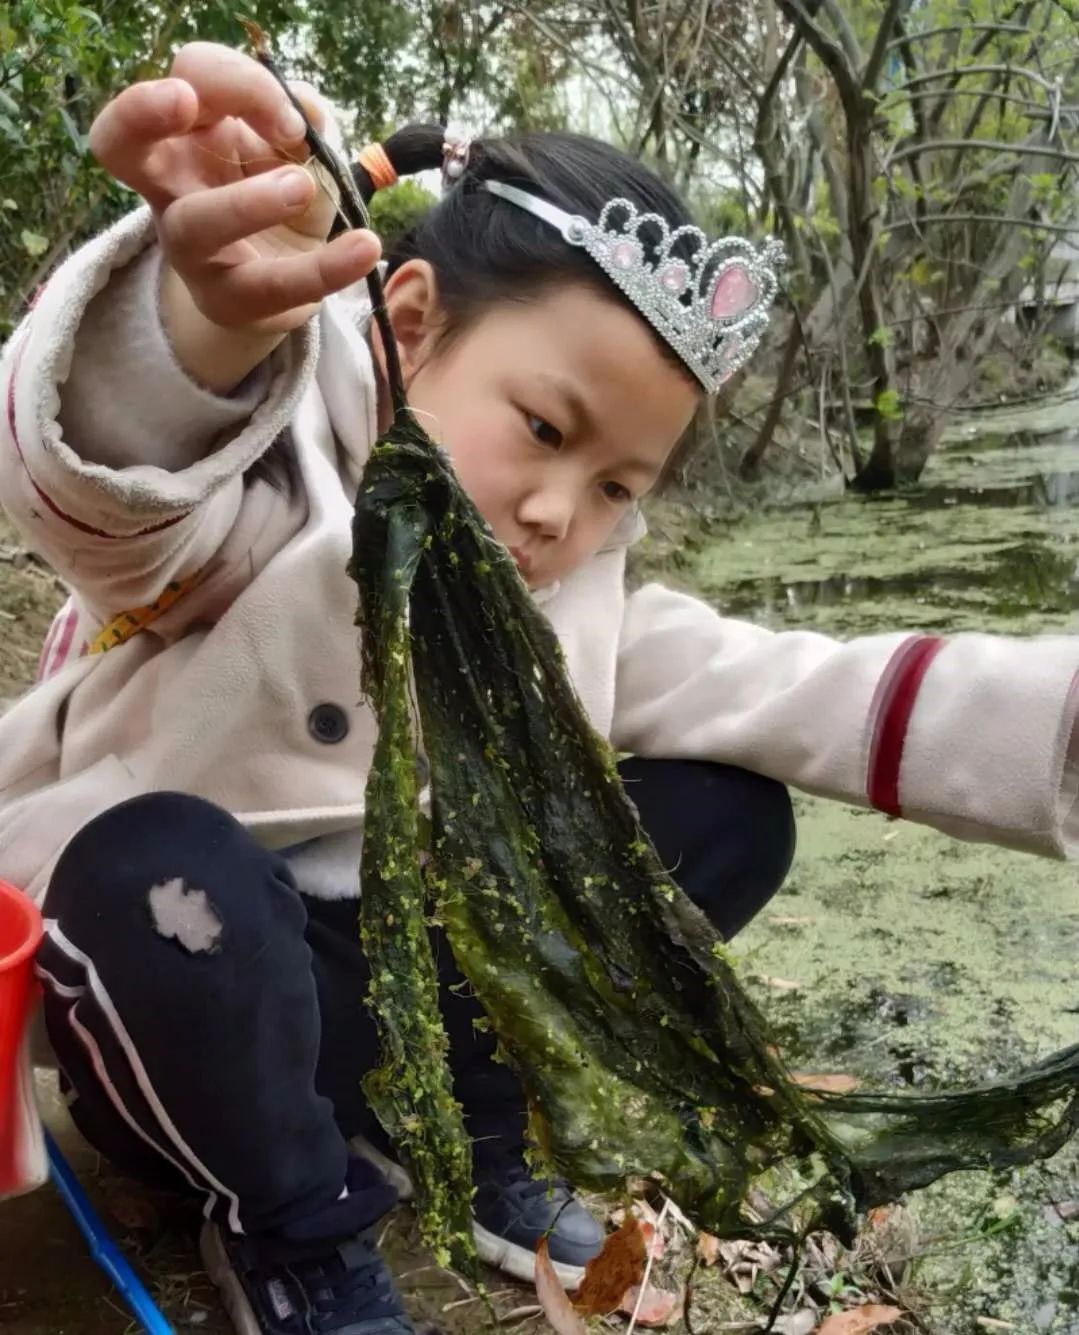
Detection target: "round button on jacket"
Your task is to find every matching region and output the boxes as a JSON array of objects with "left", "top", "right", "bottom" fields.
[{"left": 308, "top": 703, "right": 350, "bottom": 745}]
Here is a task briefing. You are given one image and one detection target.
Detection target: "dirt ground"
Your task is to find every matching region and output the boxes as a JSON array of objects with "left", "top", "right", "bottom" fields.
[{"left": 0, "top": 515, "right": 67, "bottom": 703}]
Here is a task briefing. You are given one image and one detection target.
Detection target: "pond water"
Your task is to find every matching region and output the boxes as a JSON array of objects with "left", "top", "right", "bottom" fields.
[{"left": 634, "top": 388, "right": 1079, "bottom": 1332}]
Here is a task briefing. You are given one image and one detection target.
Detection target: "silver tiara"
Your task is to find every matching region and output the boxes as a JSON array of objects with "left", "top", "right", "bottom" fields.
[{"left": 482, "top": 179, "right": 784, "bottom": 394}]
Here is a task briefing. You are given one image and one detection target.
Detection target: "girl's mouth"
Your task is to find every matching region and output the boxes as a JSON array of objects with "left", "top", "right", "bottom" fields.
[{"left": 508, "top": 547, "right": 533, "bottom": 578}]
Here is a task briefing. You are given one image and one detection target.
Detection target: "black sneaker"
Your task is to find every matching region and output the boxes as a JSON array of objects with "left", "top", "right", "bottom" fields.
[
  {"left": 200, "top": 1220, "right": 416, "bottom": 1334},
  {"left": 471, "top": 1158, "right": 605, "bottom": 1288}
]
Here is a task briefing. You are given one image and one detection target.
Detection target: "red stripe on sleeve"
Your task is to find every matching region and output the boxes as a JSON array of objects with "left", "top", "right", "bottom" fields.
[
  {"left": 6, "top": 360, "right": 188, "bottom": 541},
  {"left": 45, "top": 604, "right": 78, "bottom": 680},
  {"left": 35, "top": 605, "right": 64, "bottom": 682},
  {"left": 866, "top": 635, "right": 946, "bottom": 817}
]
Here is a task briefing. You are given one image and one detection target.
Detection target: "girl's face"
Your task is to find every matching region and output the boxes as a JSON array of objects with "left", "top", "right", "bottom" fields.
[{"left": 380, "top": 265, "right": 700, "bottom": 589}]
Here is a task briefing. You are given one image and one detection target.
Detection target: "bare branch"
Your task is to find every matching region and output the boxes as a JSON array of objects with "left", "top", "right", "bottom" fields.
[
  {"left": 885, "top": 21, "right": 1030, "bottom": 49},
  {"left": 817, "top": 0, "right": 863, "bottom": 69},
  {"left": 863, "top": 0, "right": 911, "bottom": 91},
  {"left": 888, "top": 136, "right": 1079, "bottom": 167},
  {"left": 889, "top": 87, "right": 1079, "bottom": 118},
  {"left": 894, "top": 62, "right": 1062, "bottom": 96},
  {"left": 882, "top": 211, "right": 1079, "bottom": 236},
  {"left": 775, "top": 0, "right": 861, "bottom": 117}
]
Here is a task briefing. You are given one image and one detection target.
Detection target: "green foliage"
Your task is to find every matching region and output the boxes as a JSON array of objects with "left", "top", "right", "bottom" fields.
[
  {"left": 875, "top": 388, "right": 904, "bottom": 421},
  {"left": 0, "top": 2, "right": 572, "bottom": 338},
  {"left": 0, "top": 1, "right": 299, "bottom": 338},
  {"left": 696, "top": 190, "right": 750, "bottom": 238},
  {"left": 369, "top": 180, "right": 436, "bottom": 251}
]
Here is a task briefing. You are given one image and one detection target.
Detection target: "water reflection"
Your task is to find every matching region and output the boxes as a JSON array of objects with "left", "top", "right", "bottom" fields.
[
  {"left": 722, "top": 541, "right": 1079, "bottom": 620},
  {"left": 907, "top": 472, "right": 1079, "bottom": 510}
]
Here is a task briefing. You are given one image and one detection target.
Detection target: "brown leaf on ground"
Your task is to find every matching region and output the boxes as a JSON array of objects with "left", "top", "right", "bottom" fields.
[
  {"left": 618, "top": 1283, "right": 681, "bottom": 1327},
  {"left": 791, "top": 1072, "right": 862, "bottom": 1095},
  {"left": 572, "top": 1216, "right": 647, "bottom": 1315},
  {"left": 816, "top": 1303, "right": 904, "bottom": 1334},
  {"left": 534, "top": 1238, "right": 588, "bottom": 1334},
  {"left": 696, "top": 1231, "right": 721, "bottom": 1266}
]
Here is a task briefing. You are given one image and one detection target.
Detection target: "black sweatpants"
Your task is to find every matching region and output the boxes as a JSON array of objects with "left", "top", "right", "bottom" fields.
[{"left": 36, "top": 758, "right": 794, "bottom": 1242}]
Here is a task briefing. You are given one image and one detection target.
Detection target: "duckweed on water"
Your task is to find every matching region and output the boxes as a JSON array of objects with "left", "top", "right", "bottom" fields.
[{"left": 643, "top": 431, "right": 1079, "bottom": 638}]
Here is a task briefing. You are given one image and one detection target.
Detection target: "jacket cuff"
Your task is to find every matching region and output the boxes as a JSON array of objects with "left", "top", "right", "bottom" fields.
[
  {"left": 869, "top": 632, "right": 1079, "bottom": 858},
  {"left": 57, "top": 243, "right": 272, "bottom": 474},
  {"left": 6, "top": 208, "right": 316, "bottom": 539}
]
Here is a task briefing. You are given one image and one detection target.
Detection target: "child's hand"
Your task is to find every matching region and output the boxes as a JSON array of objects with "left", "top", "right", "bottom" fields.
[{"left": 89, "top": 42, "right": 381, "bottom": 389}]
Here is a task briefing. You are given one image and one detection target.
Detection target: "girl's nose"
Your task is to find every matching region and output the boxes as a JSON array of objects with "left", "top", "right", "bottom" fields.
[{"left": 516, "top": 478, "right": 576, "bottom": 542}]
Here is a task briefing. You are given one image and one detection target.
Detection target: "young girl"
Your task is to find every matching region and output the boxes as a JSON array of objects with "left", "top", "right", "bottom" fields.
[{"left": 3, "top": 39, "right": 1078, "bottom": 1335}]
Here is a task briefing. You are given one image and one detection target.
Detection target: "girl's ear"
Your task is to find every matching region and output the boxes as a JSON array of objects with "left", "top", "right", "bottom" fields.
[{"left": 378, "top": 260, "right": 444, "bottom": 388}]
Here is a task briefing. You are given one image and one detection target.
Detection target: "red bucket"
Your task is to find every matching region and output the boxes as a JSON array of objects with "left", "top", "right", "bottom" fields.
[{"left": 0, "top": 879, "right": 45, "bottom": 1198}]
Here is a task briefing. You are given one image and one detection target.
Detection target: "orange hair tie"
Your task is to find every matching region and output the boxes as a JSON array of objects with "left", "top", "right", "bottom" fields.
[{"left": 357, "top": 142, "right": 397, "bottom": 192}]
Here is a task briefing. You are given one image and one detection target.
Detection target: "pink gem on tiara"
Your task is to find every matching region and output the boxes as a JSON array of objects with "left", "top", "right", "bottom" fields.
[
  {"left": 611, "top": 240, "right": 641, "bottom": 269},
  {"left": 659, "top": 263, "right": 689, "bottom": 294},
  {"left": 710, "top": 264, "right": 759, "bottom": 321}
]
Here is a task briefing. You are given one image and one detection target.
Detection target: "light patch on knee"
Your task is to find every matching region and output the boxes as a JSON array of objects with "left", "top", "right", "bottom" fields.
[{"left": 147, "top": 878, "right": 222, "bottom": 955}]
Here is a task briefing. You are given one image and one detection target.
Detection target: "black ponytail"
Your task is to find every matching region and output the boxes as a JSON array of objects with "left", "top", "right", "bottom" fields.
[
  {"left": 349, "top": 123, "right": 697, "bottom": 374},
  {"left": 351, "top": 124, "right": 446, "bottom": 201}
]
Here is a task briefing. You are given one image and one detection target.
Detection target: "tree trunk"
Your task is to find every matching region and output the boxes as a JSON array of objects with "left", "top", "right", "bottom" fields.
[{"left": 739, "top": 316, "right": 802, "bottom": 477}]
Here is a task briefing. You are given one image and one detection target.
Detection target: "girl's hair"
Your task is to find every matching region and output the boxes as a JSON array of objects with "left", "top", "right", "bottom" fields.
[{"left": 351, "top": 124, "right": 698, "bottom": 381}]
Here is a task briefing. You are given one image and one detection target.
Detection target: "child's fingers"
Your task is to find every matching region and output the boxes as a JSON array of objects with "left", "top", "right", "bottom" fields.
[
  {"left": 159, "top": 167, "right": 319, "bottom": 268},
  {"left": 89, "top": 78, "right": 200, "bottom": 208},
  {"left": 170, "top": 42, "right": 308, "bottom": 148},
  {"left": 192, "top": 231, "right": 382, "bottom": 328}
]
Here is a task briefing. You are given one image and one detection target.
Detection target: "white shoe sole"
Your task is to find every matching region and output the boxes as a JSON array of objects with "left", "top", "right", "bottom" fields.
[
  {"left": 199, "top": 1220, "right": 262, "bottom": 1335},
  {"left": 349, "top": 1133, "right": 416, "bottom": 1201},
  {"left": 349, "top": 1135, "right": 588, "bottom": 1289},
  {"left": 472, "top": 1219, "right": 587, "bottom": 1289}
]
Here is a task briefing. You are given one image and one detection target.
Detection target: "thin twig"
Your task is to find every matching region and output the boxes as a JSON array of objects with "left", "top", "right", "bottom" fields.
[{"left": 626, "top": 1197, "right": 671, "bottom": 1335}]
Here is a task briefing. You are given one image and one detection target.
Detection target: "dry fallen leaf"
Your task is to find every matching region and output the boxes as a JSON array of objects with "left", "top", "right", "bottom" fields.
[
  {"left": 572, "top": 1216, "right": 647, "bottom": 1315},
  {"left": 696, "top": 1231, "right": 721, "bottom": 1266},
  {"left": 753, "top": 973, "right": 802, "bottom": 991},
  {"left": 791, "top": 1072, "right": 862, "bottom": 1095},
  {"left": 816, "top": 1303, "right": 904, "bottom": 1334},
  {"left": 534, "top": 1238, "right": 588, "bottom": 1334},
  {"left": 774, "top": 1312, "right": 819, "bottom": 1335},
  {"left": 619, "top": 1283, "right": 681, "bottom": 1327}
]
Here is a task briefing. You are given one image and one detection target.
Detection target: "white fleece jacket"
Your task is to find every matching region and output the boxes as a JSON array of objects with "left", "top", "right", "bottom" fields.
[{"left": 1, "top": 206, "right": 1078, "bottom": 911}]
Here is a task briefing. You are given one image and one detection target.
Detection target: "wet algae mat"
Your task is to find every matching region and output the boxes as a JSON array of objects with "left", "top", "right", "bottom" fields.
[{"left": 5, "top": 413, "right": 1079, "bottom": 1330}]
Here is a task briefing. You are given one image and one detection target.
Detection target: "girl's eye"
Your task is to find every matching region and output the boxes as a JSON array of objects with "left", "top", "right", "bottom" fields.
[
  {"left": 601, "top": 480, "right": 633, "bottom": 503},
  {"left": 525, "top": 413, "right": 563, "bottom": 448}
]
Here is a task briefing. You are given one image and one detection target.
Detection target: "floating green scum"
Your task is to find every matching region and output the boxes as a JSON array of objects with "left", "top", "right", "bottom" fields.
[{"left": 248, "top": 23, "right": 1079, "bottom": 1276}]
